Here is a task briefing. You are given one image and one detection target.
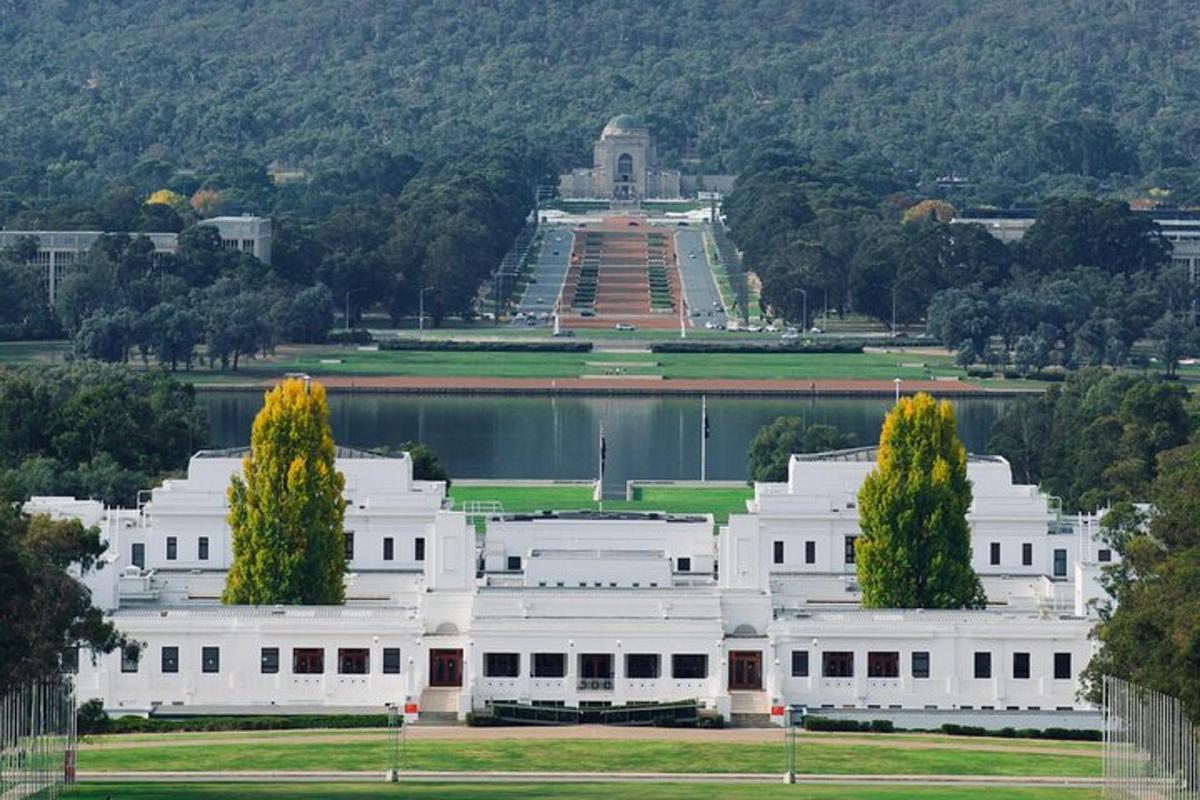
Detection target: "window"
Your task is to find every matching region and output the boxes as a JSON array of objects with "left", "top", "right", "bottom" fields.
[
  {"left": 1098, "top": 548, "right": 1112, "bottom": 563},
  {"left": 773, "top": 541, "right": 784, "bottom": 564},
  {"left": 131, "top": 543, "right": 145, "bottom": 569},
  {"left": 261, "top": 647, "right": 279, "bottom": 674},
  {"left": 61, "top": 646, "right": 79, "bottom": 675},
  {"left": 484, "top": 653, "right": 520, "bottom": 678},
  {"left": 805, "top": 541, "right": 816, "bottom": 564},
  {"left": 844, "top": 536, "right": 857, "bottom": 564},
  {"left": 338, "top": 648, "right": 369, "bottom": 674},
  {"left": 912, "top": 651, "right": 930, "bottom": 679},
  {"left": 579, "top": 654, "right": 613, "bottom": 680},
  {"left": 617, "top": 152, "right": 633, "bottom": 179},
  {"left": 791, "top": 650, "right": 809, "bottom": 677},
  {"left": 121, "top": 645, "right": 140, "bottom": 673},
  {"left": 1054, "top": 652, "right": 1072, "bottom": 680},
  {"left": 868, "top": 651, "right": 900, "bottom": 678},
  {"left": 415, "top": 537, "right": 426, "bottom": 561},
  {"left": 1053, "top": 548, "right": 1067, "bottom": 577},
  {"left": 343, "top": 532, "right": 354, "bottom": 561},
  {"left": 202, "top": 647, "right": 220, "bottom": 673},
  {"left": 989, "top": 542, "right": 1000, "bottom": 565},
  {"left": 383, "top": 537, "right": 394, "bottom": 561},
  {"left": 974, "top": 652, "right": 992, "bottom": 679},
  {"left": 671, "top": 654, "right": 707, "bottom": 679},
  {"left": 533, "top": 653, "right": 565, "bottom": 678},
  {"left": 383, "top": 648, "right": 401, "bottom": 674},
  {"left": 293, "top": 648, "right": 324, "bottom": 674},
  {"left": 161, "top": 646, "right": 179, "bottom": 674},
  {"left": 166, "top": 536, "right": 177, "bottom": 561},
  {"left": 507, "top": 556, "right": 522, "bottom": 571},
  {"left": 626, "top": 653, "right": 661, "bottom": 679},
  {"left": 1013, "top": 652, "right": 1030, "bottom": 679},
  {"left": 1022, "top": 542, "right": 1032, "bottom": 566},
  {"left": 822, "top": 651, "right": 854, "bottom": 678},
  {"left": 198, "top": 536, "right": 209, "bottom": 560},
  {"left": 676, "top": 557, "right": 691, "bottom": 572}
]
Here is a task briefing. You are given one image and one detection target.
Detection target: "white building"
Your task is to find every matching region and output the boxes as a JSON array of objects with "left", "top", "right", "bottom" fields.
[
  {"left": 35, "top": 447, "right": 1114, "bottom": 725},
  {"left": 0, "top": 216, "right": 271, "bottom": 303}
]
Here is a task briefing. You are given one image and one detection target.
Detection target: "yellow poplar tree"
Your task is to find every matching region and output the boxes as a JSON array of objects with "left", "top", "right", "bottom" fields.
[
  {"left": 856, "top": 393, "right": 985, "bottom": 609},
  {"left": 222, "top": 378, "right": 347, "bottom": 604}
]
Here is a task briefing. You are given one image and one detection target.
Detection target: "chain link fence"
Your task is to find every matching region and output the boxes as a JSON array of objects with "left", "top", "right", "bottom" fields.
[
  {"left": 1104, "top": 675, "right": 1200, "bottom": 798},
  {"left": 0, "top": 681, "right": 77, "bottom": 800}
]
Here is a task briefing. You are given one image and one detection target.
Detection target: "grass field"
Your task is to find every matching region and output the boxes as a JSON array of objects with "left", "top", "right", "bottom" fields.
[
  {"left": 76, "top": 737, "right": 1100, "bottom": 777},
  {"left": 67, "top": 783, "right": 1101, "bottom": 800},
  {"left": 449, "top": 485, "right": 753, "bottom": 522}
]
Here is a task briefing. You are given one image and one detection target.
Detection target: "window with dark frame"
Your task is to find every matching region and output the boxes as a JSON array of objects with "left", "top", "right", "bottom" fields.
[
  {"left": 677, "top": 557, "right": 691, "bottom": 572},
  {"left": 805, "top": 541, "right": 816, "bottom": 564},
  {"left": 626, "top": 653, "right": 661, "bottom": 679},
  {"left": 822, "top": 651, "right": 854, "bottom": 678},
  {"left": 507, "top": 556, "right": 522, "bottom": 571},
  {"left": 1022, "top": 542, "right": 1032, "bottom": 566},
  {"left": 293, "top": 648, "right": 324, "bottom": 674},
  {"left": 166, "top": 536, "right": 177, "bottom": 561},
  {"left": 579, "top": 653, "right": 613, "bottom": 680},
  {"left": 338, "top": 648, "right": 369, "bottom": 674},
  {"left": 791, "top": 650, "right": 809, "bottom": 677},
  {"left": 198, "top": 536, "right": 209, "bottom": 560},
  {"left": 1013, "top": 651, "right": 1031, "bottom": 679},
  {"left": 202, "top": 646, "right": 220, "bottom": 673},
  {"left": 844, "top": 536, "right": 857, "bottom": 564},
  {"left": 415, "top": 537, "right": 425, "bottom": 561},
  {"left": 383, "top": 537, "right": 394, "bottom": 561},
  {"left": 261, "top": 647, "right": 279, "bottom": 674},
  {"left": 974, "top": 651, "right": 992, "bottom": 679},
  {"left": 484, "top": 653, "right": 520, "bottom": 677},
  {"left": 121, "top": 644, "right": 139, "bottom": 673},
  {"left": 383, "top": 648, "right": 401, "bottom": 674},
  {"left": 1054, "top": 652, "right": 1072, "bottom": 680},
  {"left": 671, "top": 654, "right": 707, "bottom": 679},
  {"left": 773, "top": 541, "right": 784, "bottom": 564},
  {"left": 989, "top": 542, "right": 1000, "bottom": 565},
  {"left": 1053, "top": 548, "right": 1067, "bottom": 577},
  {"left": 61, "top": 646, "right": 79, "bottom": 675},
  {"left": 867, "top": 651, "right": 900, "bottom": 678},
  {"left": 911, "top": 651, "right": 930, "bottom": 678},
  {"left": 161, "top": 646, "right": 179, "bottom": 673},
  {"left": 1098, "top": 548, "right": 1112, "bottom": 563},
  {"left": 131, "top": 543, "right": 145, "bottom": 569},
  {"left": 343, "top": 532, "right": 354, "bottom": 561},
  {"left": 533, "top": 653, "right": 566, "bottom": 677}
]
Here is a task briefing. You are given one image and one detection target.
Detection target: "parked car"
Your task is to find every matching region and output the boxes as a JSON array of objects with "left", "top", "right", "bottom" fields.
[
  {"left": 615, "top": 323, "right": 637, "bottom": 331},
  {"left": 809, "top": 326, "right": 822, "bottom": 334},
  {"left": 552, "top": 329, "right": 576, "bottom": 338},
  {"left": 580, "top": 309, "right": 596, "bottom": 317},
  {"left": 781, "top": 332, "right": 800, "bottom": 341},
  {"left": 747, "top": 325, "right": 763, "bottom": 333},
  {"left": 704, "top": 321, "right": 715, "bottom": 330}
]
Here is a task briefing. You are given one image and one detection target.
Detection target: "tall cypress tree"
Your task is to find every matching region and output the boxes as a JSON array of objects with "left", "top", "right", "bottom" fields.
[
  {"left": 856, "top": 393, "right": 985, "bottom": 609},
  {"left": 223, "top": 378, "right": 346, "bottom": 605}
]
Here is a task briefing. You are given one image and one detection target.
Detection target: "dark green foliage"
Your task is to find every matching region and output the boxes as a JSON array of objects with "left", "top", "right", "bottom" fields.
[
  {"left": 78, "top": 709, "right": 393, "bottom": 736},
  {"left": 0, "top": 364, "right": 207, "bottom": 506},
  {"left": 747, "top": 417, "right": 855, "bottom": 482},
  {"left": 400, "top": 441, "right": 451, "bottom": 487}
]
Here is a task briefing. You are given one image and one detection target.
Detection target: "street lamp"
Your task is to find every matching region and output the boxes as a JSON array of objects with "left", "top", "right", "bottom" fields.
[
  {"left": 797, "top": 288, "right": 808, "bottom": 332},
  {"left": 894, "top": 377, "right": 902, "bottom": 403},
  {"left": 344, "top": 286, "right": 366, "bottom": 334},
  {"left": 419, "top": 286, "right": 436, "bottom": 336}
]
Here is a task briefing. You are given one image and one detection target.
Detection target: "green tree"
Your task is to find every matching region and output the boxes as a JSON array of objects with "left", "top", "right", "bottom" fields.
[
  {"left": 856, "top": 393, "right": 985, "bottom": 609},
  {"left": 401, "top": 441, "right": 451, "bottom": 486},
  {"left": 746, "top": 417, "right": 855, "bottom": 482},
  {"left": 223, "top": 378, "right": 347, "bottom": 605}
]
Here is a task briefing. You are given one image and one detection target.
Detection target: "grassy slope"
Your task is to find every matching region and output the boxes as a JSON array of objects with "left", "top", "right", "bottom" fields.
[
  {"left": 68, "top": 783, "right": 1101, "bottom": 800},
  {"left": 448, "top": 485, "right": 753, "bottom": 522},
  {"left": 76, "top": 738, "right": 1100, "bottom": 777}
]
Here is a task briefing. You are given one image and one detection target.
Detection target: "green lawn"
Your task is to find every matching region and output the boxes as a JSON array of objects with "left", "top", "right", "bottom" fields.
[
  {"left": 76, "top": 738, "right": 1100, "bottom": 777},
  {"left": 67, "top": 783, "right": 1101, "bottom": 800},
  {"left": 449, "top": 485, "right": 753, "bottom": 522}
]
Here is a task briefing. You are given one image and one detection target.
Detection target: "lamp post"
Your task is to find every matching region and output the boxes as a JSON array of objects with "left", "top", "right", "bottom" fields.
[
  {"left": 344, "top": 286, "right": 365, "bottom": 334},
  {"left": 419, "top": 286, "right": 436, "bottom": 337},
  {"left": 797, "top": 288, "right": 808, "bottom": 332},
  {"left": 894, "top": 377, "right": 902, "bottom": 403}
]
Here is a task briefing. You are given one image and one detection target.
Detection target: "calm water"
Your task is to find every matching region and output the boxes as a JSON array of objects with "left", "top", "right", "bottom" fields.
[{"left": 199, "top": 393, "right": 1015, "bottom": 495}]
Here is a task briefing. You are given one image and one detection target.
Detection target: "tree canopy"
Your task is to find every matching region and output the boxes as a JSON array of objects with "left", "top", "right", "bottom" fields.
[
  {"left": 746, "top": 417, "right": 855, "bottom": 483},
  {"left": 856, "top": 393, "right": 985, "bottom": 609},
  {"left": 223, "top": 378, "right": 347, "bottom": 605}
]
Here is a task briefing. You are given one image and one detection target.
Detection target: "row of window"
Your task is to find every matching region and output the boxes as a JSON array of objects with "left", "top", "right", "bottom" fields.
[
  {"left": 484, "top": 652, "right": 709, "bottom": 680},
  {"left": 772, "top": 538, "right": 1096, "bottom": 578},
  {"left": 774, "top": 538, "right": 860, "bottom": 566},
  {"left": 790, "top": 650, "right": 1073, "bottom": 681},
  {"left": 135, "top": 536, "right": 427, "bottom": 568},
  {"left": 121, "top": 646, "right": 406, "bottom": 675}
]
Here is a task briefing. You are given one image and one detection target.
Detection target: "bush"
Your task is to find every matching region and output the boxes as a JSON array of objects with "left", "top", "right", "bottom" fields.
[
  {"left": 85, "top": 712, "right": 394, "bottom": 735},
  {"left": 77, "top": 698, "right": 109, "bottom": 735},
  {"left": 326, "top": 328, "right": 375, "bottom": 345},
  {"left": 379, "top": 339, "right": 591, "bottom": 353},
  {"left": 940, "top": 723, "right": 989, "bottom": 737},
  {"left": 869, "top": 719, "right": 895, "bottom": 733}
]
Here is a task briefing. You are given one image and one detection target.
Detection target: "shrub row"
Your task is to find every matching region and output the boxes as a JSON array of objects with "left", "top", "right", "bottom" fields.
[
  {"left": 965, "top": 368, "right": 1067, "bottom": 382},
  {"left": 379, "top": 340, "right": 592, "bottom": 353},
  {"left": 651, "top": 341, "right": 864, "bottom": 354},
  {"left": 939, "top": 723, "right": 1101, "bottom": 741},
  {"left": 803, "top": 716, "right": 894, "bottom": 733},
  {"left": 78, "top": 701, "right": 392, "bottom": 736},
  {"left": 326, "top": 328, "right": 375, "bottom": 345}
]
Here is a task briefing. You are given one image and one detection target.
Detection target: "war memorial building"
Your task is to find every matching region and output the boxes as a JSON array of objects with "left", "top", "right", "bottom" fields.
[{"left": 35, "top": 446, "right": 1113, "bottom": 727}]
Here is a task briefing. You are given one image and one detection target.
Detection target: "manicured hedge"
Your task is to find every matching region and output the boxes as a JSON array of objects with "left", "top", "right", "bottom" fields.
[
  {"left": 379, "top": 340, "right": 592, "bottom": 353},
  {"left": 801, "top": 715, "right": 1099, "bottom": 741},
  {"left": 326, "top": 328, "right": 375, "bottom": 345},
  {"left": 803, "top": 716, "right": 894, "bottom": 733},
  {"left": 79, "top": 707, "right": 393, "bottom": 736},
  {"left": 651, "top": 341, "right": 864, "bottom": 354}
]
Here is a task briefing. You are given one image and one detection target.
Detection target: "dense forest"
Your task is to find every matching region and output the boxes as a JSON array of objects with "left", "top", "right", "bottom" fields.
[{"left": 2, "top": 0, "right": 1200, "bottom": 208}]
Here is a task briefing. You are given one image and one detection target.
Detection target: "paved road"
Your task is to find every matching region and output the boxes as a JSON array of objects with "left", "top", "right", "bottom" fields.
[
  {"left": 517, "top": 227, "right": 573, "bottom": 314},
  {"left": 675, "top": 228, "right": 727, "bottom": 328}
]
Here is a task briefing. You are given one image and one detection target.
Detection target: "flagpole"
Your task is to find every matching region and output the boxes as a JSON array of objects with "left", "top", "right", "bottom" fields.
[
  {"left": 596, "top": 421, "right": 605, "bottom": 511},
  {"left": 700, "top": 395, "right": 707, "bottom": 482}
]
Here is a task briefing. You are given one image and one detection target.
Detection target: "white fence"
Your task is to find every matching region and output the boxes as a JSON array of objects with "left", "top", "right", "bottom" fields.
[
  {"left": 0, "top": 681, "right": 76, "bottom": 800},
  {"left": 1103, "top": 675, "right": 1200, "bottom": 798}
]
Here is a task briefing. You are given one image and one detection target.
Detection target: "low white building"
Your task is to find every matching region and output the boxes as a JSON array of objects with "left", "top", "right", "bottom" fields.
[{"left": 36, "top": 447, "right": 1114, "bottom": 725}]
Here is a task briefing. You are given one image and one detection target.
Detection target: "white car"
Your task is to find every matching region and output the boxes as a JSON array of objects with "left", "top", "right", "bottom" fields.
[
  {"left": 781, "top": 332, "right": 800, "bottom": 341},
  {"left": 810, "top": 326, "right": 823, "bottom": 334},
  {"left": 704, "top": 321, "right": 715, "bottom": 330},
  {"left": 765, "top": 324, "right": 778, "bottom": 333},
  {"left": 615, "top": 323, "right": 637, "bottom": 331},
  {"left": 747, "top": 325, "right": 763, "bottom": 333}
]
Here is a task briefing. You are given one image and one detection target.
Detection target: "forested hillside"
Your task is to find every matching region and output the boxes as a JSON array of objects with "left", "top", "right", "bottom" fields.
[{"left": 2, "top": 0, "right": 1200, "bottom": 205}]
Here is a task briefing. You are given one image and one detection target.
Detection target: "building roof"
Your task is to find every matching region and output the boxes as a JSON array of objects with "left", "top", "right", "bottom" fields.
[
  {"left": 792, "top": 446, "right": 1001, "bottom": 464},
  {"left": 194, "top": 446, "right": 398, "bottom": 460},
  {"left": 603, "top": 114, "right": 646, "bottom": 136}
]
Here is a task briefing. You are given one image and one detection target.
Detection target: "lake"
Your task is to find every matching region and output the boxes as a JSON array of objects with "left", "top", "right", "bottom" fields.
[{"left": 199, "top": 392, "right": 1017, "bottom": 496}]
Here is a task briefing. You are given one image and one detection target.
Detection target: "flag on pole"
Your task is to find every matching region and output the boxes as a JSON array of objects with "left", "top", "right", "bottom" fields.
[
  {"left": 593, "top": 423, "right": 606, "bottom": 502},
  {"left": 703, "top": 396, "right": 710, "bottom": 439}
]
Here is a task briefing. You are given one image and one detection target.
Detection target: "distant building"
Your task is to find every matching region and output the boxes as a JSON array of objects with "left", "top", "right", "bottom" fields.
[
  {"left": 0, "top": 216, "right": 271, "bottom": 303},
  {"left": 559, "top": 115, "right": 682, "bottom": 202}
]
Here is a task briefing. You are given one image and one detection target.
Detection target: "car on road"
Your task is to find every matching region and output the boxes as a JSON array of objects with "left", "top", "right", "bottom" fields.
[
  {"left": 513, "top": 312, "right": 526, "bottom": 321},
  {"left": 536, "top": 297, "right": 545, "bottom": 304},
  {"left": 781, "top": 331, "right": 799, "bottom": 341},
  {"left": 704, "top": 321, "right": 715, "bottom": 330},
  {"left": 614, "top": 323, "right": 637, "bottom": 331},
  {"left": 747, "top": 325, "right": 763, "bottom": 333},
  {"left": 552, "top": 329, "right": 575, "bottom": 338},
  {"left": 809, "top": 326, "right": 822, "bottom": 334},
  {"left": 580, "top": 309, "right": 596, "bottom": 317}
]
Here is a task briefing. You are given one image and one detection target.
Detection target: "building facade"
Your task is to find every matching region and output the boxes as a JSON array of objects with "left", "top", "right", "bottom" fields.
[
  {"left": 0, "top": 216, "right": 272, "bottom": 303},
  {"left": 36, "top": 447, "right": 1113, "bottom": 724},
  {"left": 559, "top": 115, "right": 682, "bottom": 202}
]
